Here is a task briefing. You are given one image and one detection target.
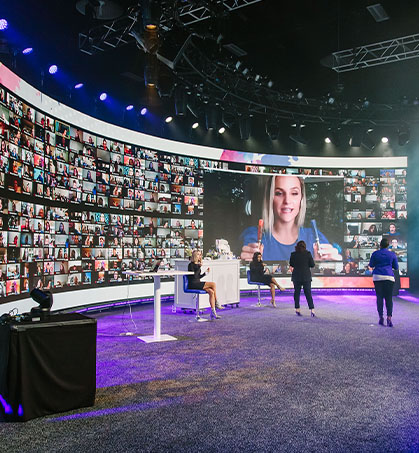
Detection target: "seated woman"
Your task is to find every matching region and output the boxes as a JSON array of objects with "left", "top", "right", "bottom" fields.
[
  {"left": 250, "top": 251, "right": 285, "bottom": 307},
  {"left": 188, "top": 250, "right": 221, "bottom": 320}
]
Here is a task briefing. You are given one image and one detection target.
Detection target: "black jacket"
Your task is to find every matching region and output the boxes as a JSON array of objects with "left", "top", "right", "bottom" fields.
[{"left": 290, "top": 250, "right": 315, "bottom": 282}]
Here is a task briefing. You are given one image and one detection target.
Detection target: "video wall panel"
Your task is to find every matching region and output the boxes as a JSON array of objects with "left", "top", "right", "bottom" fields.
[{"left": 0, "top": 82, "right": 408, "bottom": 303}]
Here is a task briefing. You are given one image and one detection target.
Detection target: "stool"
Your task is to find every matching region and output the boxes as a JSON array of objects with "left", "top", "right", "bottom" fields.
[
  {"left": 247, "top": 270, "right": 264, "bottom": 307},
  {"left": 183, "top": 275, "right": 209, "bottom": 322}
]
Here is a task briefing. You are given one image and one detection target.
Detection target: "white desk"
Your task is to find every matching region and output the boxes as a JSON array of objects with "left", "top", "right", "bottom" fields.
[
  {"left": 124, "top": 270, "right": 193, "bottom": 343},
  {"left": 174, "top": 259, "right": 241, "bottom": 311}
]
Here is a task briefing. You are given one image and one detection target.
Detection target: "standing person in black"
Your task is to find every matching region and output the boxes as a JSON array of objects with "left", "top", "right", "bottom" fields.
[
  {"left": 289, "top": 240, "right": 316, "bottom": 316},
  {"left": 188, "top": 250, "right": 221, "bottom": 320},
  {"left": 250, "top": 252, "right": 284, "bottom": 307}
]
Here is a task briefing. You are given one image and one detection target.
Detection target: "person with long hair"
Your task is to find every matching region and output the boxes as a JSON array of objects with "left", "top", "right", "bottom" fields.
[
  {"left": 241, "top": 175, "right": 341, "bottom": 261},
  {"left": 188, "top": 250, "right": 221, "bottom": 320},
  {"left": 368, "top": 237, "right": 398, "bottom": 327},
  {"left": 250, "top": 251, "right": 285, "bottom": 307},
  {"left": 289, "top": 240, "right": 316, "bottom": 316}
]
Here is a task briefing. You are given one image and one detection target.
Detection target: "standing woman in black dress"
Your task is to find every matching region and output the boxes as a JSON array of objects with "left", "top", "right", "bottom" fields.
[
  {"left": 289, "top": 240, "right": 316, "bottom": 316},
  {"left": 188, "top": 250, "right": 221, "bottom": 320},
  {"left": 250, "top": 252, "right": 284, "bottom": 307}
]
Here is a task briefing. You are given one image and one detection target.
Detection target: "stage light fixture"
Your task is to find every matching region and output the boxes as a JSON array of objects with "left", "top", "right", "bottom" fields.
[
  {"left": 325, "top": 137, "right": 331, "bottom": 144},
  {"left": 265, "top": 119, "right": 280, "bottom": 140},
  {"left": 398, "top": 124, "right": 410, "bottom": 146},
  {"left": 144, "top": 54, "right": 158, "bottom": 87},
  {"left": 22, "top": 47, "right": 33, "bottom": 55},
  {"left": 349, "top": 127, "right": 363, "bottom": 147},
  {"left": 0, "top": 19, "right": 8, "bottom": 31},
  {"left": 142, "top": 0, "right": 161, "bottom": 30},
  {"left": 239, "top": 116, "right": 251, "bottom": 140},
  {"left": 126, "top": 104, "right": 134, "bottom": 111},
  {"left": 381, "top": 136, "right": 389, "bottom": 143},
  {"left": 205, "top": 105, "right": 220, "bottom": 131},
  {"left": 174, "top": 86, "right": 187, "bottom": 116},
  {"left": 296, "top": 90, "right": 304, "bottom": 100},
  {"left": 242, "top": 68, "right": 249, "bottom": 76},
  {"left": 267, "top": 80, "right": 274, "bottom": 88},
  {"left": 327, "top": 95, "right": 335, "bottom": 105},
  {"left": 30, "top": 288, "right": 53, "bottom": 319},
  {"left": 48, "top": 65, "right": 58, "bottom": 75},
  {"left": 289, "top": 122, "right": 307, "bottom": 145},
  {"left": 99, "top": 92, "right": 107, "bottom": 101},
  {"left": 218, "top": 127, "right": 226, "bottom": 134},
  {"left": 74, "top": 83, "right": 84, "bottom": 89},
  {"left": 235, "top": 61, "right": 242, "bottom": 71},
  {"left": 192, "top": 122, "right": 199, "bottom": 129},
  {"left": 361, "top": 132, "right": 376, "bottom": 151},
  {"left": 165, "top": 116, "right": 173, "bottom": 123},
  {"left": 140, "top": 107, "right": 148, "bottom": 115}
]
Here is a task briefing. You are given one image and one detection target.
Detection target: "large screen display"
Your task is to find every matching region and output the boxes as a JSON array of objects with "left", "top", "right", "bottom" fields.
[
  {"left": 204, "top": 167, "right": 407, "bottom": 280},
  {"left": 0, "top": 81, "right": 409, "bottom": 303}
]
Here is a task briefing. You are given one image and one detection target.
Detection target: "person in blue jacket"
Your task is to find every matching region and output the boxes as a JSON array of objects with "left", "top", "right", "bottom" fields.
[
  {"left": 240, "top": 175, "right": 341, "bottom": 262},
  {"left": 368, "top": 237, "right": 399, "bottom": 327}
]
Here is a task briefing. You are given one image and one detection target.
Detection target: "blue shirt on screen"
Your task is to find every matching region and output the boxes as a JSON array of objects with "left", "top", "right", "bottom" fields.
[
  {"left": 368, "top": 248, "right": 398, "bottom": 278},
  {"left": 241, "top": 226, "right": 329, "bottom": 261}
]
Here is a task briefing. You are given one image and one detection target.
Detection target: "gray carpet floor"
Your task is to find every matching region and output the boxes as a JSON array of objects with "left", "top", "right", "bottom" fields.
[{"left": 1, "top": 291, "right": 418, "bottom": 453}]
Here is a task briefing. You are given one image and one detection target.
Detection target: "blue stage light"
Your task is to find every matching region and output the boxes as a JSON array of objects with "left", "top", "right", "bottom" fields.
[
  {"left": 48, "top": 65, "right": 58, "bottom": 75},
  {"left": 22, "top": 47, "right": 33, "bottom": 55},
  {"left": 0, "top": 19, "right": 8, "bottom": 31},
  {"left": 140, "top": 107, "right": 148, "bottom": 115},
  {"left": 74, "top": 83, "right": 84, "bottom": 89},
  {"left": 126, "top": 105, "right": 134, "bottom": 111},
  {"left": 99, "top": 92, "right": 107, "bottom": 101}
]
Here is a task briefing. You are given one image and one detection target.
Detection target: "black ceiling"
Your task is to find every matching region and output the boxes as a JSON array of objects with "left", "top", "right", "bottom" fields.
[{"left": 2, "top": 1, "right": 419, "bottom": 131}]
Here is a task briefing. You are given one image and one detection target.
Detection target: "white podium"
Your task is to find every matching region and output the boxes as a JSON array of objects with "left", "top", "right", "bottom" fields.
[
  {"left": 174, "top": 259, "right": 241, "bottom": 311},
  {"left": 124, "top": 270, "right": 192, "bottom": 343}
]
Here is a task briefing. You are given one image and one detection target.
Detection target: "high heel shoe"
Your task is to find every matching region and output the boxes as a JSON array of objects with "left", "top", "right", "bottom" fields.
[
  {"left": 210, "top": 309, "right": 221, "bottom": 320},
  {"left": 387, "top": 317, "right": 393, "bottom": 327},
  {"left": 311, "top": 311, "right": 316, "bottom": 317},
  {"left": 270, "top": 299, "right": 277, "bottom": 308},
  {"left": 296, "top": 310, "right": 302, "bottom": 316},
  {"left": 378, "top": 317, "right": 384, "bottom": 326}
]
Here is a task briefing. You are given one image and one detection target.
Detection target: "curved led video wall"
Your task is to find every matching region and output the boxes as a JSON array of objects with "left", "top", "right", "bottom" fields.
[{"left": 0, "top": 64, "right": 409, "bottom": 306}]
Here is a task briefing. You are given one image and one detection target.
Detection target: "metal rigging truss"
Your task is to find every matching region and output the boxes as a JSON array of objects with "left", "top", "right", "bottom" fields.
[
  {"left": 173, "top": 39, "right": 415, "bottom": 125},
  {"left": 79, "top": 0, "right": 263, "bottom": 55},
  {"left": 330, "top": 33, "right": 419, "bottom": 73}
]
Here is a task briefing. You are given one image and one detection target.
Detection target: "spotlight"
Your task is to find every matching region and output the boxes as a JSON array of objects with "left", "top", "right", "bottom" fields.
[
  {"left": 140, "top": 107, "right": 148, "bottom": 115},
  {"left": 296, "top": 90, "right": 304, "bottom": 100},
  {"left": 0, "top": 19, "right": 8, "bottom": 31},
  {"left": 205, "top": 105, "right": 220, "bottom": 131},
  {"left": 174, "top": 86, "right": 187, "bottom": 116},
  {"left": 48, "top": 65, "right": 58, "bottom": 75},
  {"left": 218, "top": 127, "right": 226, "bottom": 134},
  {"left": 235, "top": 61, "right": 242, "bottom": 71},
  {"left": 192, "top": 122, "right": 199, "bottom": 129},
  {"left": 265, "top": 119, "right": 280, "bottom": 140},
  {"left": 255, "top": 74, "right": 261, "bottom": 82},
  {"left": 398, "top": 124, "right": 410, "bottom": 146},
  {"left": 381, "top": 136, "right": 389, "bottom": 144},
  {"left": 22, "top": 47, "right": 33, "bottom": 55},
  {"left": 165, "top": 116, "right": 173, "bottom": 123},
  {"left": 126, "top": 105, "right": 134, "bottom": 111},
  {"left": 30, "top": 288, "right": 53, "bottom": 319},
  {"left": 99, "top": 92, "right": 107, "bottom": 101},
  {"left": 289, "top": 122, "right": 307, "bottom": 145},
  {"left": 142, "top": 0, "right": 161, "bottom": 30},
  {"left": 267, "top": 80, "right": 274, "bottom": 88},
  {"left": 327, "top": 95, "right": 335, "bottom": 105},
  {"left": 239, "top": 116, "right": 251, "bottom": 140},
  {"left": 74, "top": 82, "right": 84, "bottom": 89},
  {"left": 362, "top": 98, "right": 370, "bottom": 109},
  {"left": 242, "top": 68, "right": 249, "bottom": 76},
  {"left": 325, "top": 137, "right": 331, "bottom": 144},
  {"left": 144, "top": 54, "right": 158, "bottom": 87}
]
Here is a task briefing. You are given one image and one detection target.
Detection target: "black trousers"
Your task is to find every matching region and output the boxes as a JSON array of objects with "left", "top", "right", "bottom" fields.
[
  {"left": 293, "top": 281, "right": 314, "bottom": 310},
  {"left": 373, "top": 280, "right": 394, "bottom": 317}
]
